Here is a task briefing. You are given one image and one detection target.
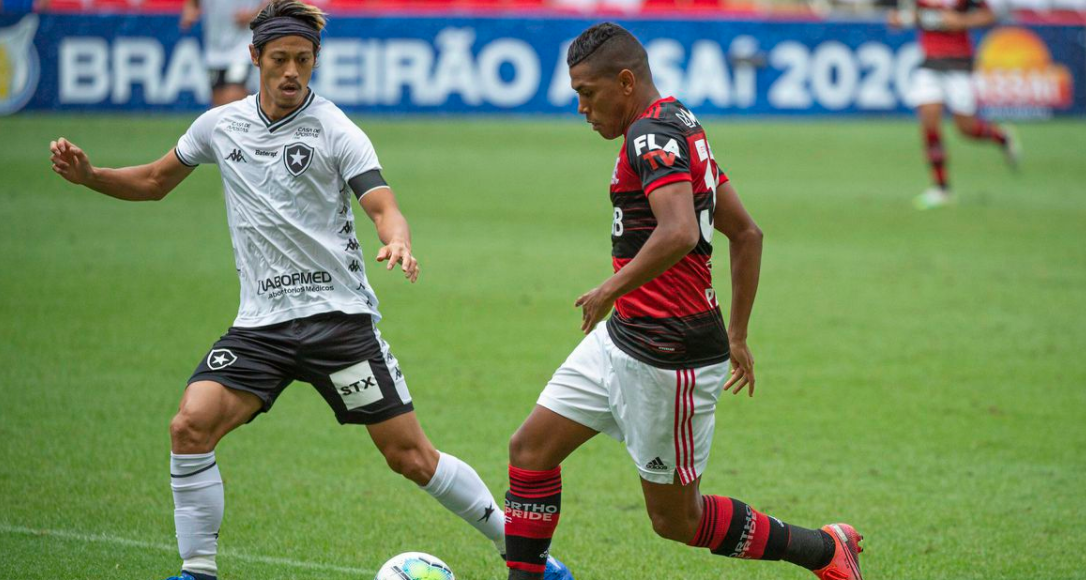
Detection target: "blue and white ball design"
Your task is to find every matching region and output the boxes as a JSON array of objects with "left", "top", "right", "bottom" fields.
[{"left": 374, "top": 552, "right": 455, "bottom": 580}]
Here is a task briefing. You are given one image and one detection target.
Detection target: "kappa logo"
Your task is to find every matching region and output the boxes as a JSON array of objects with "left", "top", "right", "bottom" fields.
[
  {"left": 284, "top": 142, "right": 314, "bottom": 176},
  {"left": 226, "top": 149, "right": 245, "bottom": 163},
  {"left": 207, "top": 349, "right": 238, "bottom": 370},
  {"left": 0, "top": 15, "right": 41, "bottom": 116}
]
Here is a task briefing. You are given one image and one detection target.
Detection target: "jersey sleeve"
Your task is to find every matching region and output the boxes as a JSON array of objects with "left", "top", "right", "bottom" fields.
[
  {"left": 334, "top": 117, "right": 382, "bottom": 184},
  {"left": 174, "top": 109, "right": 219, "bottom": 167},
  {"left": 714, "top": 159, "right": 730, "bottom": 185},
  {"left": 624, "top": 118, "right": 692, "bottom": 195}
]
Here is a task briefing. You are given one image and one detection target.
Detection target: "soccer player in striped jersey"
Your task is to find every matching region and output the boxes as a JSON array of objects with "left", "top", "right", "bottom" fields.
[
  {"left": 502, "top": 23, "right": 864, "bottom": 580},
  {"left": 48, "top": 1, "right": 542, "bottom": 578},
  {"left": 890, "top": 0, "right": 1021, "bottom": 209}
]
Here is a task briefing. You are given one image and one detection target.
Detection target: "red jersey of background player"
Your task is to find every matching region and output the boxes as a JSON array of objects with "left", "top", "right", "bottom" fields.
[
  {"left": 917, "top": 0, "right": 987, "bottom": 68},
  {"left": 607, "top": 96, "right": 729, "bottom": 369}
]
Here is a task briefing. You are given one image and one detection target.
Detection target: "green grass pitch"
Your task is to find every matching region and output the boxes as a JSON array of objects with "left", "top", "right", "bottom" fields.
[{"left": 1, "top": 114, "right": 1085, "bottom": 579}]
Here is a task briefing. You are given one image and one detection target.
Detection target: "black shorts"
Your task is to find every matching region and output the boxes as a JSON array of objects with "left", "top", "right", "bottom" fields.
[
  {"left": 208, "top": 62, "right": 250, "bottom": 91},
  {"left": 188, "top": 312, "right": 413, "bottom": 425}
]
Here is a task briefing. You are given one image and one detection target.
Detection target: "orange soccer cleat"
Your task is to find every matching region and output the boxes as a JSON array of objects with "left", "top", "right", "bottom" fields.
[{"left": 813, "top": 523, "right": 864, "bottom": 580}]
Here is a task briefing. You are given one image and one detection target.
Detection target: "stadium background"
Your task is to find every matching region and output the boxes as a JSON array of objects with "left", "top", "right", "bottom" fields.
[{"left": 2, "top": 0, "right": 1085, "bottom": 579}]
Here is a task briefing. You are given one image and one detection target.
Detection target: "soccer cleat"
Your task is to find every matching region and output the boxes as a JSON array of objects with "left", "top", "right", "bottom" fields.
[
  {"left": 914, "top": 186, "right": 953, "bottom": 210},
  {"left": 544, "top": 555, "right": 574, "bottom": 580},
  {"left": 813, "top": 523, "right": 864, "bottom": 580},
  {"left": 1002, "top": 125, "right": 1022, "bottom": 171},
  {"left": 165, "top": 572, "right": 216, "bottom": 580}
]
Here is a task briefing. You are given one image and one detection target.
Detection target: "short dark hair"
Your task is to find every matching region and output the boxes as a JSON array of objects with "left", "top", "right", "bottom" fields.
[
  {"left": 566, "top": 22, "right": 651, "bottom": 81},
  {"left": 249, "top": 0, "right": 327, "bottom": 55}
]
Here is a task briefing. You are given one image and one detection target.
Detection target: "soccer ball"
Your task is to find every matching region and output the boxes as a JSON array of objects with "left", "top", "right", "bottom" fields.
[{"left": 374, "top": 552, "right": 455, "bottom": 580}]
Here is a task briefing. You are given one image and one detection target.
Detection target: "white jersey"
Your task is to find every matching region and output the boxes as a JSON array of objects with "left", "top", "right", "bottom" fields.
[
  {"left": 176, "top": 90, "right": 384, "bottom": 328},
  {"left": 201, "top": 0, "right": 261, "bottom": 69}
]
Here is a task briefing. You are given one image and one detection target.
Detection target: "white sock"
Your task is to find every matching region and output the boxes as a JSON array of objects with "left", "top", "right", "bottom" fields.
[
  {"left": 420, "top": 452, "right": 505, "bottom": 556},
  {"left": 171, "top": 452, "right": 223, "bottom": 577}
]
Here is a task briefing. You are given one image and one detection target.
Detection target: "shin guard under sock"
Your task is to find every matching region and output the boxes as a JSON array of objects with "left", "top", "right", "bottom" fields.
[
  {"left": 689, "top": 495, "right": 834, "bottom": 569},
  {"left": 504, "top": 465, "right": 561, "bottom": 577}
]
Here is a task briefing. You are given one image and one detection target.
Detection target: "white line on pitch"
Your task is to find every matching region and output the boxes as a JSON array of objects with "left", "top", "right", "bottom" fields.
[{"left": 0, "top": 523, "right": 373, "bottom": 576}]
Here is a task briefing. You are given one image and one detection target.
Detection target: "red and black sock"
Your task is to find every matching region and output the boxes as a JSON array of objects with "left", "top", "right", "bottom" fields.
[
  {"left": 505, "top": 465, "right": 562, "bottom": 580},
  {"left": 688, "top": 495, "right": 834, "bottom": 570},
  {"left": 963, "top": 120, "right": 1008, "bottom": 146},
  {"left": 925, "top": 129, "right": 949, "bottom": 189}
]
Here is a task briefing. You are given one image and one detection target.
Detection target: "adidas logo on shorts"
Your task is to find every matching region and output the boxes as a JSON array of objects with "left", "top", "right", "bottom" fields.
[{"left": 645, "top": 457, "right": 668, "bottom": 471}]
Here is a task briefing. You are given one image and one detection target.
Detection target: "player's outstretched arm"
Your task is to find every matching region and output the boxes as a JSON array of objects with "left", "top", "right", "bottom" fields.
[
  {"left": 942, "top": 6, "right": 996, "bottom": 30},
  {"left": 714, "top": 181, "right": 763, "bottom": 397},
  {"left": 49, "top": 138, "right": 195, "bottom": 201},
  {"left": 358, "top": 187, "right": 419, "bottom": 283},
  {"left": 576, "top": 181, "right": 700, "bottom": 334}
]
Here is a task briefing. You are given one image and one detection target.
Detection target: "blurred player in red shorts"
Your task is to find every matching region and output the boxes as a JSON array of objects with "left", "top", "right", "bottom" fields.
[{"left": 890, "top": 0, "right": 1021, "bottom": 209}]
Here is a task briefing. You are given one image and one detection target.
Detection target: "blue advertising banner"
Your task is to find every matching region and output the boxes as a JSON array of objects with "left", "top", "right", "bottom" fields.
[{"left": 1, "top": 12, "right": 1083, "bottom": 116}]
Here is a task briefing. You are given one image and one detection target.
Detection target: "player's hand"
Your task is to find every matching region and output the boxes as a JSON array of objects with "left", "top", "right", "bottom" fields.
[
  {"left": 723, "top": 337, "right": 755, "bottom": 397},
  {"left": 375, "top": 242, "right": 419, "bottom": 283},
  {"left": 49, "top": 138, "right": 93, "bottom": 186},
  {"left": 180, "top": 2, "right": 200, "bottom": 30},
  {"left": 574, "top": 284, "right": 616, "bottom": 335},
  {"left": 887, "top": 10, "right": 903, "bottom": 27}
]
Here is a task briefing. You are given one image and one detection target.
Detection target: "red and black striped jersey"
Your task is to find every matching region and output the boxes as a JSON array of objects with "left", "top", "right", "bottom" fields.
[
  {"left": 606, "top": 97, "right": 730, "bottom": 369},
  {"left": 917, "top": 0, "right": 986, "bottom": 69}
]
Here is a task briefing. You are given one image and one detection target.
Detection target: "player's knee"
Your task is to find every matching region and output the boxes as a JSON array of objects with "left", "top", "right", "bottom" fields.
[
  {"left": 508, "top": 429, "right": 553, "bottom": 471},
  {"left": 646, "top": 507, "right": 699, "bottom": 543},
  {"left": 384, "top": 446, "right": 435, "bottom": 485},
  {"left": 169, "top": 412, "right": 215, "bottom": 454}
]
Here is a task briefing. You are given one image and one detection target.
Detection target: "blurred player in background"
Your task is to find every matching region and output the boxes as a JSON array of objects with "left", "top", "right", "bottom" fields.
[
  {"left": 891, "top": 0, "right": 1021, "bottom": 209},
  {"left": 49, "top": 2, "right": 526, "bottom": 579},
  {"left": 502, "top": 22, "right": 864, "bottom": 580},
  {"left": 181, "top": 0, "right": 266, "bottom": 106}
]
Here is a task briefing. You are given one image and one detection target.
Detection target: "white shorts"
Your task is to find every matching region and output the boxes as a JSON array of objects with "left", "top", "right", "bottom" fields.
[
  {"left": 538, "top": 324, "right": 730, "bottom": 485},
  {"left": 907, "top": 67, "right": 978, "bottom": 116}
]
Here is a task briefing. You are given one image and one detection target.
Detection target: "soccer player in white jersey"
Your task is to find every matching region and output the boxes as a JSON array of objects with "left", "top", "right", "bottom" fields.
[
  {"left": 181, "top": 0, "right": 266, "bottom": 106},
  {"left": 48, "top": 2, "right": 562, "bottom": 579}
]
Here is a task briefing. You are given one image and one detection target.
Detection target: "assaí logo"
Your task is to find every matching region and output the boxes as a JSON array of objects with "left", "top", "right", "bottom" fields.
[
  {"left": 974, "top": 27, "right": 1073, "bottom": 118},
  {"left": 0, "top": 14, "right": 40, "bottom": 116}
]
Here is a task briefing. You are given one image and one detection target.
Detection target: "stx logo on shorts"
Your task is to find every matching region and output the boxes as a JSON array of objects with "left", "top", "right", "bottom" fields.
[
  {"left": 207, "top": 349, "right": 238, "bottom": 370},
  {"left": 283, "top": 142, "right": 314, "bottom": 176},
  {"left": 330, "top": 361, "right": 384, "bottom": 410}
]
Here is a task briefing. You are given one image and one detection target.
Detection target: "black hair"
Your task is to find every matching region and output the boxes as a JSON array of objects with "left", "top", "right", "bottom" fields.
[
  {"left": 566, "top": 22, "right": 651, "bottom": 80},
  {"left": 249, "top": 0, "right": 327, "bottom": 55}
]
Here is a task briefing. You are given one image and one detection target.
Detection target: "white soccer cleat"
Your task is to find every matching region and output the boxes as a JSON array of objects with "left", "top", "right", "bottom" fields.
[{"left": 913, "top": 187, "right": 953, "bottom": 210}]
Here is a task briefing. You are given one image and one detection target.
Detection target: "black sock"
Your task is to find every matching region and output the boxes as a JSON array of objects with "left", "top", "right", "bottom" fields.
[{"left": 783, "top": 526, "right": 835, "bottom": 570}]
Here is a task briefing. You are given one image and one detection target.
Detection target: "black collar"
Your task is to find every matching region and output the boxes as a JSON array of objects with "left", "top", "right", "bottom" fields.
[{"left": 255, "top": 89, "right": 315, "bottom": 133}]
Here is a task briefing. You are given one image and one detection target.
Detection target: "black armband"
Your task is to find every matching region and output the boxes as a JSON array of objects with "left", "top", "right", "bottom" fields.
[{"left": 348, "top": 169, "right": 389, "bottom": 200}]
